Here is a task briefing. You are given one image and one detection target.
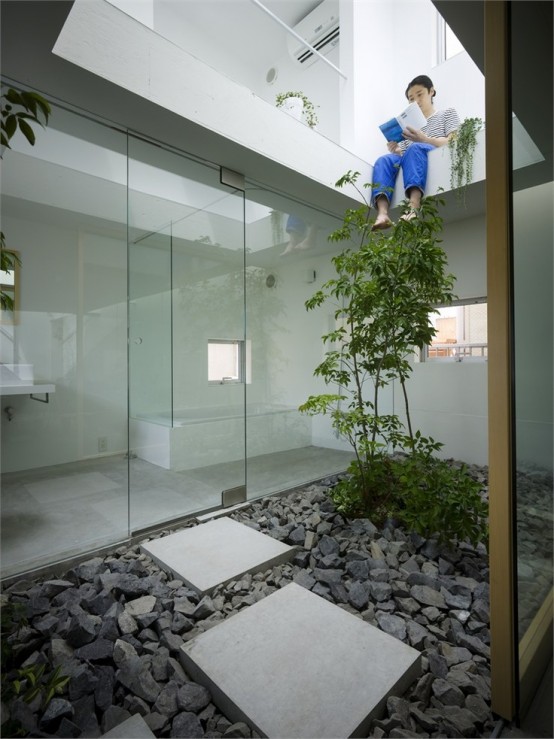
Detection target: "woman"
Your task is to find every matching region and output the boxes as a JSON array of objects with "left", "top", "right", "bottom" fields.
[{"left": 372, "top": 75, "right": 460, "bottom": 230}]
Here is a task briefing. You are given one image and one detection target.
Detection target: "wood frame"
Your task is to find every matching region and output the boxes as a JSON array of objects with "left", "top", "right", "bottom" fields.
[{"left": 485, "top": 0, "right": 518, "bottom": 721}]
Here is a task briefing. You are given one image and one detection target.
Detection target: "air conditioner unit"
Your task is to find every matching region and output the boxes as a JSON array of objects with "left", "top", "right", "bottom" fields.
[{"left": 287, "top": 0, "right": 340, "bottom": 68}]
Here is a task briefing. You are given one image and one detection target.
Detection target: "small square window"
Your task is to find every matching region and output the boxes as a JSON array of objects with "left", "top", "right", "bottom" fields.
[
  {"left": 424, "top": 299, "right": 488, "bottom": 361},
  {"left": 208, "top": 339, "right": 244, "bottom": 383}
]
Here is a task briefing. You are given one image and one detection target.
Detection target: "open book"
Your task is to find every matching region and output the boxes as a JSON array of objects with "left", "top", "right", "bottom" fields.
[{"left": 379, "top": 102, "right": 427, "bottom": 143}]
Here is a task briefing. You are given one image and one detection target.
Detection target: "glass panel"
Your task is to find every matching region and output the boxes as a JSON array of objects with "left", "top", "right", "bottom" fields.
[
  {"left": 512, "top": 43, "right": 554, "bottom": 646},
  {"left": 243, "top": 183, "right": 357, "bottom": 498},
  {"left": 128, "top": 137, "right": 246, "bottom": 530},
  {"left": 0, "top": 103, "right": 128, "bottom": 577}
]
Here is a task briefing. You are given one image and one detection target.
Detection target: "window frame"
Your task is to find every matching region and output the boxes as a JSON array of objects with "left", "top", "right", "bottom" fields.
[
  {"left": 421, "top": 297, "right": 488, "bottom": 363},
  {"left": 207, "top": 338, "right": 245, "bottom": 384}
]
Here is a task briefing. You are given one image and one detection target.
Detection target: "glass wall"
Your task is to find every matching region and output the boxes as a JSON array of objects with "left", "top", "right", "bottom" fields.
[
  {"left": 243, "top": 183, "right": 374, "bottom": 497},
  {"left": 0, "top": 97, "right": 362, "bottom": 579},
  {"left": 127, "top": 137, "right": 247, "bottom": 527},
  {"left": 0, "top": 105, "right": 129, "bottom": 577},
  {"left": 511, "top": 2, "right": 554, "bottom": 712}
]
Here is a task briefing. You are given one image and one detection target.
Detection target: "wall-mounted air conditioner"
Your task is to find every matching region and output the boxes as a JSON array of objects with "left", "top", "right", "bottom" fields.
[{"left": 287, "top": 0, "right": 340, "bottom": 68}]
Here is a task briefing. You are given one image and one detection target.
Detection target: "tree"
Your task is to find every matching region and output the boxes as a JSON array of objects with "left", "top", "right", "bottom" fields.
[{"left": 300, "top": 172, "right": 488, "bottom": 545}]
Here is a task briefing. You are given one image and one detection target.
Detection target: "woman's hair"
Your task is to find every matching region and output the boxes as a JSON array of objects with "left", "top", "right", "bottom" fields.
[{"left": 405, "top": 75, "right": 436, "bottom": 99}]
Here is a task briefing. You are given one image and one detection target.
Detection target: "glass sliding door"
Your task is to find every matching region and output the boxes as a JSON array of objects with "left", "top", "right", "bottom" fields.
[
  {"left": 128, "top": 137, "right": 246, "bottom": 531},
  {"left": 0, "top": 102, "right": 129, "bottom": 577},
  {"left": 243, "top": 183, "right": 356, "bottom": 499}
]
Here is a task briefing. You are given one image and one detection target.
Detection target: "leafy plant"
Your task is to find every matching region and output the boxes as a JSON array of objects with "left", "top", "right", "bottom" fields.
[
  {"left": 449, "top": 117, "right": 483, "bottom": 205},
  {"left": 0, "top": 231, "right": 21, "bottom": 312},
  {"left": 1, "top": 87, "right": 51, "bottom": 151},
  {"left": 299, "top": 171, "right": 488, "bottom": 546},
  {"left": 275, "top": 91, "right": 319, "bottom": 128},
  {"left": 1, "top": 600, "right": 69, "bottom": 736}
]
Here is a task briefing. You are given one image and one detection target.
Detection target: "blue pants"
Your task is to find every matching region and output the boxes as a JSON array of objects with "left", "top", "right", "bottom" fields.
[{"left": 372, "top": 143, "right": 434, "bottom": 204}]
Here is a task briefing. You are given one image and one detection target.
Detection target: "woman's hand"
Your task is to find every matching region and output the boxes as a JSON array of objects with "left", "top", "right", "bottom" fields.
[
  {"left": 386, "top": 141, "right": 402, "bottom": 154},
  {"left": 402, "top": 125, "right": 428, "bottom": 143}
]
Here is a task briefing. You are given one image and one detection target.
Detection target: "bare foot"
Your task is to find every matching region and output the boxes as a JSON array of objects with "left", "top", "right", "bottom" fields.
[{"left": 371, "top": 214, "right": 393, "bottom": 231}]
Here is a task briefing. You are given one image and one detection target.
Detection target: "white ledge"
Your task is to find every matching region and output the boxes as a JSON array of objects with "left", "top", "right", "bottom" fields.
[
  {"left": 0, "top": 384, "right": 56, "bottom": 396},
  {"left": 53, "top": 0, "right": 372, "bottom": 201}
]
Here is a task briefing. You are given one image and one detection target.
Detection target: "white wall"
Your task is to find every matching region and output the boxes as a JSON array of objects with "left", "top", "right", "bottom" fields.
[
  {"left": 0, "top": 216, "right": 128, "bottom": 473},
  {"left": 398, "top": 214, "right": 488, "bottom": 466}
]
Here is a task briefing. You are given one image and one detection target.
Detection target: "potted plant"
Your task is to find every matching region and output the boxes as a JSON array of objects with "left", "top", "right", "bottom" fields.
[
  {"left": 449, "top": 116, "right": 483, "bottom": 205},
  {"left": 275, "top": 91, "right": 319, "bottom": 129}
]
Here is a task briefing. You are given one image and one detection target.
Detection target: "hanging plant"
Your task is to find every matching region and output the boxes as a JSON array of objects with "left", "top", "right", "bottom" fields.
[
  {"left": 275, "top": 91, "right": 319, "bottom": 129},
  {"left": 448, "top": 117, "right": 483, "bottom": 205}
]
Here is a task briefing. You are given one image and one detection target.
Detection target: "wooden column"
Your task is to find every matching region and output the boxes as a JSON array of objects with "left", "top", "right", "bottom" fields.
[{"left": 484, "top": 0, "right": 517, "bottom": 721}]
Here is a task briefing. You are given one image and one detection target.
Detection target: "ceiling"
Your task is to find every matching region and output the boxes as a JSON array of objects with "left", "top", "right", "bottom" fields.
[{"left": 154, "top": 0, "right": 322, "bottom": 72}]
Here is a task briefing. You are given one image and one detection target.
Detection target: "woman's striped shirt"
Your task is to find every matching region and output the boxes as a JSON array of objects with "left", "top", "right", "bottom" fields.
[{"left": 398, "top": 107, "right": 460, "bottom": 152}]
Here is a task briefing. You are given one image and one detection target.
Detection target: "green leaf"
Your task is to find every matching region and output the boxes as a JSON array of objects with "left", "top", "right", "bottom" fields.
[{"left": 17, "top": 118, "right": 36, "bottom": 146}]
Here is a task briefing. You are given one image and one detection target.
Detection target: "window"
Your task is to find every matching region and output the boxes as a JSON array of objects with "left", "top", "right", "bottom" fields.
[
  {"left": 436, "top": 13, "right": 465, "bottom": 64},
  {"left": 208, "top": 339, "right": 244, "bottom": 383},
  {"left": 423, "top": 299, "right": 487, "bottom": 361}
]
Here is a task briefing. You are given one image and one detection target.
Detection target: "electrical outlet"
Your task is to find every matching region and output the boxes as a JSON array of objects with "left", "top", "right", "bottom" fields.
[{"left": 98, "top": 436, "right": 108, "bottom": 453}]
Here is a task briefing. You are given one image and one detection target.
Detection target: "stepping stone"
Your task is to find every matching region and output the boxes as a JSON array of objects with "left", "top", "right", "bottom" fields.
[
  {"left": 180, "top": 582, "right": 421, "bottom": 738},
  {"left": 102, "top": 714, "right": 154, "bottom": 737},
  {"left": 141, "top": 517, "right": 295, "bottom": 594}
]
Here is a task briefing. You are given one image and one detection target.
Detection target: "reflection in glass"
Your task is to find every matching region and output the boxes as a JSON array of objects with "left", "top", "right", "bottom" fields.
[{"left": 0, "top": 104, "right": 129, "bottom": 577}]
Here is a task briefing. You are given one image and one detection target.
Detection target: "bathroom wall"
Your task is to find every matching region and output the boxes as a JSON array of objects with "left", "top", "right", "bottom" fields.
[{"left": 0, "top": 215, "right": 128, "bottom": 473}]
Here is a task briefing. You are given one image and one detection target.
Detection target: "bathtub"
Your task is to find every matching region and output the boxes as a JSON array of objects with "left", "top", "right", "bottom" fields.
[{"left": 129, "top": 403, "right": 312, "bottom": 471}]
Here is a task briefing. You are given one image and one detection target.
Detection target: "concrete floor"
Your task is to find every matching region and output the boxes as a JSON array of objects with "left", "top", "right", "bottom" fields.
[{"left": 0, "top": 445, "right": 354, "bottom": 579}]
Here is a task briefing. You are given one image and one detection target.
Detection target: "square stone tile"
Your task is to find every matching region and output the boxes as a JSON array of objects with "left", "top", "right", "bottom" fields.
[
  {"left": 141, "top": 517, "right": 295, "bottom": 594},
  {"left": 180, "top": 582, "right": 421, "bottom": 738}
]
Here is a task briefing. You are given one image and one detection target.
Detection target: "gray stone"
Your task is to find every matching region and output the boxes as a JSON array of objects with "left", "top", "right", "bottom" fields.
[
  {"left": 428, "top": 650, "right": 449, "bottom": 678},
  {"left": 432, "top": 677, "right": 466, "bottom": 707},
  {"left": 465, "top": 693, "right": 491, "bottom": 724},
  {"left": 223, "top": 721, "right": 251, "bottom": 737},
  {"left": 68, "top": 663, "right": 98, "bottom": 700},
  {"left": 171, "top": 711, "right": 205, "bottom": 737},
  {"left": 313, "top": 568, "right": 343, "bottom": 585},
  {"left": 101, "top": 705, "right": 132, "bottom": 734},
  {"left": 376, "top": 613, "right": 406, "bottom": 641},
  {"left": 113, "top": 638, "right": 138, "bottom": 667},
  {"left": 318, "top": 534, "right": 339, "bottom": 557},
  {"left": 348, "top": 581, "right": 370, "bottom": 610},
  {"left": 65, "top": 612, "right": 100, "bottom": 647},
  {"left": 406, "top": 572, "right": 440, "bottom": 590},
  {"left": 144, "top": 712, "right": 169, "bottom": 732},
  {"left": 125, "top": 595, "right": 157, "bottom": 616},
  {"left": 441, "top": 705, "right": 481, "bottom": 737},
  {"left": 410, "top": 585, "right": 446, "bottom": 609},
  {"left": 288, "top": 525, "right": 306, "bottom": 545},
  {"left": 194, "top": 596, "right": 216, "bottom": 620},
  {"left": 410, "top": 705, "right": 440, "bottom": 732},
  {"left": 406, "top": 620, "right": 429, "bottom": 649},
  {"left": 292, "top": 570, "right": 316, "bottom": 590},
  {"left": 411, "top": 672, "right": 435, "bottom": 703},
  {"left": 39, "top": 698, "right": 74, "bottom": 731},
  {"left": 94, "top": 665, "right": 115, "bottom": 711},
  {"left": 116, "top": 659, "right": 161, "bottom": 703},
  {"left": 346, "top": 559, "right": 370, "bottom": 580},
  {"left": 154, "top": 680, "right": 180, "bottom": 718},
  {"left": 441, "top": 587, "right": 472, "bottom": 610},
  {"left": 177, "top": 682, "right": 212, "bottom": 713},
  {"left": 369, "top": 581, "right": 393, "bottom": 602},
  {"left": 57, "top": 717, "right": 82, "bottom": 738},
  {"left": 74, "top": 637, "right": 114, "bottom": 662},
  {"left": 440, "top": 642, "right": 474, "bottom": 667},
  {"left": 118, "top": 609, "right": 139, "bottom": 635}
]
